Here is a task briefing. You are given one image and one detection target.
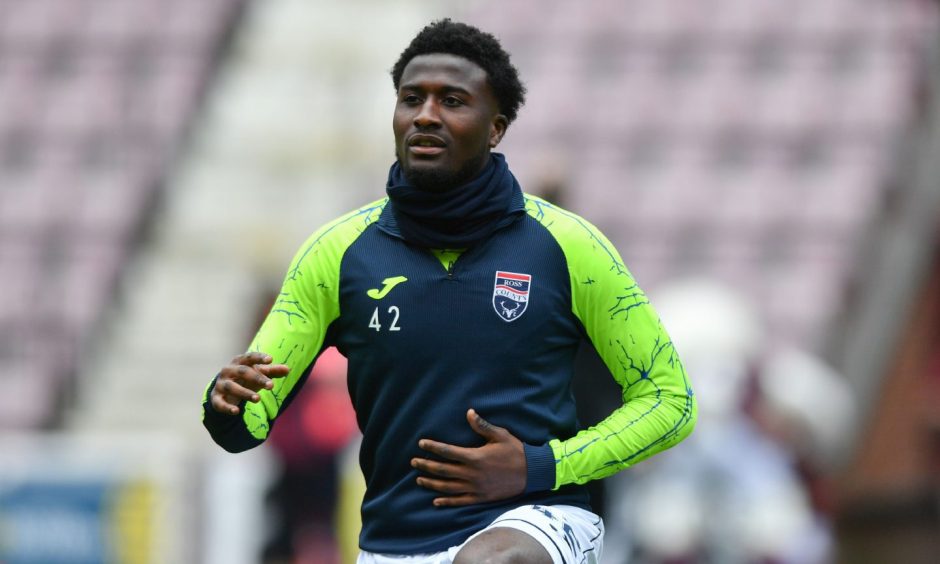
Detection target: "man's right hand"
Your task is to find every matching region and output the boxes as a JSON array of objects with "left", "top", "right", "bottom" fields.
[{"left": 210, "top": 352, "right": 290, "bottom": 415}]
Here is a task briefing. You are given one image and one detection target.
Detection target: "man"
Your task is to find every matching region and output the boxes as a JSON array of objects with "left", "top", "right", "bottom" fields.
[{"left": 202, "top": 19, "right": 696, "bottom": 564}]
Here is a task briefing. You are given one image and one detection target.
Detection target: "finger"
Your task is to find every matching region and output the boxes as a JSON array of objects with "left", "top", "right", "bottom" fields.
[
  {"left": 217, "top": 378, "right": 262, "bottom": 403},
  {"left": 231, "top": 365, "right": 271, "bottom": 392},
  {"left": 256, "top": 364, "right": 291, "bottom": 378},
  {"left": 416, "top": 476, "right": 470, "bottom": 494},
  {"left": 210, "top": 393, "right": 241, "bottom": 415},
  {"left": 411, "top": 457, "right": 466, "bottom": 480},
  {"left": 221, "top": 392, "right": 244, "bottom": 407},
  {"left": 467, "top": 409, "right": 505, "bottom": 440},
  {"left": 231, "top": 352, "right": 273, "bottom": 366},
  {"left": 418, "top": 439, "right": 473, "bottom": 462},
  {"left": 432, "top": 494, "right": 478, "bottom": 507}
]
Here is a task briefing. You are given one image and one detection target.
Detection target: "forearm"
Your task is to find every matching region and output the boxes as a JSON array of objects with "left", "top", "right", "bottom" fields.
[{"left": 550, "top": 387, "right": 696, "bottom": 487}]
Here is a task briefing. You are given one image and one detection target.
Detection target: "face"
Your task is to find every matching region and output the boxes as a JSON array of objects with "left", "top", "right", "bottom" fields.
[{"left": 393, "top": 54, "right": 508, "bottom": 191}]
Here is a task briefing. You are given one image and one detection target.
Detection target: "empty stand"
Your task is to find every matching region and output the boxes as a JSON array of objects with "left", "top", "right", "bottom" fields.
[
  {"left": 469, "top": 0, "right": 938, "bottom": 349},
  {"left": 2, "top": 0, "right": 936, "bottom": 430},
  {"left": 0, "top": 0, "right": 244, "bottom": 429}
]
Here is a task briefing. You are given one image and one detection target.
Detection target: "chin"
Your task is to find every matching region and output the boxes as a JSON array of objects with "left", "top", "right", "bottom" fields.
[
  {"left": 403, "top": 165, "right": 459, "bottom": 193},
  {"left": 397, "top": 151, "right": 489, "bottom": 192}
]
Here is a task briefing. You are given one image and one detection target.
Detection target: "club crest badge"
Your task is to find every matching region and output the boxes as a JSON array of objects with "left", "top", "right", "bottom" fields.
[{"left": 493, "top": 271, "right": 532, "bottom": 322}]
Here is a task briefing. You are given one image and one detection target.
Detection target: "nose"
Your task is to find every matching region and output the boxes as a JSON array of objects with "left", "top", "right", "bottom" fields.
[{"left": 413, "top": 98, "right": 441, "bottom": 128}]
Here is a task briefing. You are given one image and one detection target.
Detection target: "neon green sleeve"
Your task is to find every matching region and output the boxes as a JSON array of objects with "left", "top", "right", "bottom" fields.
[
  {"left": 525, "top": 196, "right": 697, "bottom": 488},
  {"left": 201, "top": 199, "right": 386, "bottom": 445}
]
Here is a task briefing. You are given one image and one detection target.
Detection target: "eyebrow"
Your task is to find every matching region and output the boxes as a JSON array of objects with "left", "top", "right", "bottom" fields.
[{"left": 399, "top": 83, "right": 473, "bottom": 97}]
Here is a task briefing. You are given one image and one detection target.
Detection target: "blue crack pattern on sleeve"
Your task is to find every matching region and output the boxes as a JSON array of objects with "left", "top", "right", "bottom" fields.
[
  {"left": 559, "top": 337, "right": 666, "bottom": 456},
  {"left": 273, "top": 200, "right": 386, "bottom": 326},
  {"left": 246, "top": 408, "right": 269, "bottom": 438},
  {"left": 609, "top": 281, "right": 650, "bottom": 321},
  {"left": 287, "top": 200, "right": 385, "bottom": 280},
  {"left": 527, "top": 196, "right": 626, "bottom": 278},
  {"left": 246, "top": 200, "right": 385, "bottom": 438},
  {"left": 272, "top": 292, "right": 308, "bottom": 325},
  {"left": 567, "top": 341, "right": 695, "bottom": 482},
  {"left": 526, "top": 195, "right": 695, "bottom": 481}
]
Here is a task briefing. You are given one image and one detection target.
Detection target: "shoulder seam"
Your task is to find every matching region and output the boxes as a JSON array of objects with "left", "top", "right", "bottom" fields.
[
  {"left": 523, "top": 194, "right": 629, "bottom": 280},
  {"left": 288, "top": 198, "right": 387, "bottom": 280},
  {"left": 521, "top": 198, "right": 580, "bottom": 331}
]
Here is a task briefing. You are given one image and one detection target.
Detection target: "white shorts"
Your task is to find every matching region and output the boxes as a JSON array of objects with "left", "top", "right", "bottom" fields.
[{"left": 357, "top": 504, "right": 604, "bottom": 564}]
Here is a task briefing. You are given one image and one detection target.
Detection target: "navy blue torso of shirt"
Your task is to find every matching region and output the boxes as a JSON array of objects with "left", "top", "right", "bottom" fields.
[{"left": 333, "top": 203, "right": 591, "bottom": 553}]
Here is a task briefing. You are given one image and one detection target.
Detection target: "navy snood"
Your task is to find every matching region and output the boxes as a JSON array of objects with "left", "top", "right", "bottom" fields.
[{"left": 385, "top": 153, "right": 524, "bottom": 248}]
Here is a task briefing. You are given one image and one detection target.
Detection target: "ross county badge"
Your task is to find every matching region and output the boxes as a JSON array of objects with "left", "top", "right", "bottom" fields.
[{"left": 492, "top": 271, "right": 532, "bottom": 322}]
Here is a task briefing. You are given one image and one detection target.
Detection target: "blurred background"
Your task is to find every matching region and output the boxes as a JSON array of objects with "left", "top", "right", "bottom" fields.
[{"left": 0, "top": 0, "right": 938, "bottom": 562}]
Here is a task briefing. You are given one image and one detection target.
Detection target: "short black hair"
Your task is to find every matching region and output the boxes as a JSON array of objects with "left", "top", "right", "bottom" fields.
[{"left": 391, "top": 19, "right": 526, "bottom": 124}]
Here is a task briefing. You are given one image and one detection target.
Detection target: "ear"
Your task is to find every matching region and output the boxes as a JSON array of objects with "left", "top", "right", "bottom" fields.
[{"left": 489, "top": 114, "right": 509, "bottom": 148}]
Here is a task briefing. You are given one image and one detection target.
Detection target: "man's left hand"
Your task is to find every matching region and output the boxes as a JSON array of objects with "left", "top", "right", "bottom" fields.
[{"left": 412, "top": 409, "right": 526, "bottom": 507}]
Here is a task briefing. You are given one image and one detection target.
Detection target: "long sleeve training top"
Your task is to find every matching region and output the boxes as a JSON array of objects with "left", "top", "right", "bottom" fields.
[{"left": 202, "top": 192, "right": 696, "bottom": 554}]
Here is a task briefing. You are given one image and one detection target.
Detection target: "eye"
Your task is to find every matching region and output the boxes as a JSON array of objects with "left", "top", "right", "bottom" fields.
[
  {"left": 442, "top": 96, "right": 464, "bottom": 107},
  {"left": 400, "top": 93, "right": 422, "bottom": 105}
]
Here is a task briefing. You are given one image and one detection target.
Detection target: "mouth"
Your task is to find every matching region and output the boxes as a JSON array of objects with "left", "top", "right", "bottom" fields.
[{"left": 407, "top": 134, "right": 446, "bottom": 157}]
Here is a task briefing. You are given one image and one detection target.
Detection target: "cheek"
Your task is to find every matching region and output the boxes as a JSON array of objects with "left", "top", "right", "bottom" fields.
[
  {"left": 477, "top": 125, "right": 496, "bottom": 151},
  {"left": 454, "top": 119, "right": 494, "bottom": 152},
  {"left": 392, "top": 111, "right": 410, "bottom": 144}
]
